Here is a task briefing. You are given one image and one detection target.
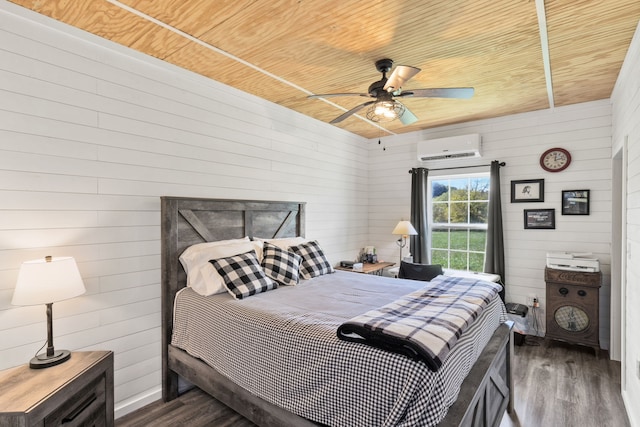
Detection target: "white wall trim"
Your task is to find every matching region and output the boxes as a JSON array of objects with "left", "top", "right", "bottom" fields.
[{"left": 114, "top": 387, "right": 162, "bottom": 419}]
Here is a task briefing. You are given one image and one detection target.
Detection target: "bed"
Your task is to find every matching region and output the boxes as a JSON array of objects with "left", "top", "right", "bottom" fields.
[{"left": 161, "top": 196, "right": 513, "bottom": 427}]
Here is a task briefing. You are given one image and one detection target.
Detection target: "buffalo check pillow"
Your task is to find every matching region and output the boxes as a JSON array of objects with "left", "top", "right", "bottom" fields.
[
  {"left": 288, "top": 240, "right": 334, "bottom": 280},
  {"left": 210, "top": 250, "right": 277, "bottom": 299},
  {"left": 261, "top": 242, "right": 302, "bottom": 286}
]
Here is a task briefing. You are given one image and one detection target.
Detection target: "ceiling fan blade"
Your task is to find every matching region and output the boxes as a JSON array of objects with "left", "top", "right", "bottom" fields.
[
  {"left": 308, "top": 93, "right": 370, "bottom": 99},
  {"left": 398, "top": 87, "right": 475, "bottom": 99},
  {"left": 383, "top": 65, "right": 421, "bottom": 92},
  {"left": 399, "top": 105, "right": 418, "bottom": 125},
  {"left": 330, "top": 101, "right": 376, "bottom": 124}
]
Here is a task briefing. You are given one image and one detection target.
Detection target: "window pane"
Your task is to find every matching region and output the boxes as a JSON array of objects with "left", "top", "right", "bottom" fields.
[
  {"left": 431, "top": 249, "right": 449, "bottom": 267},
  {"left": 470, "top": 202, "right": 488, "bottom": 224},
  {"left": 432, "top": 181, "right": 449, "bottom": 199},
  {"left": 431, "top": 229, "right": 448, "bottom": 249},
  {"left": 449, "top": 178, "right": 468, "bottom": 194},
  {"left": 450, "top": 229, "right": 468, "bottom": 250},
  {"left": 450, "top": 251, "right": 467, "bottom": 270},
  {"left": 469, "top": 230, "right": 487, "bottom": 251},
  {"left": 432, "top": 203, "right": 449, "bottom": 224},
  {"left": 470, "top": 177, "right": 490, "bottom": 200},
  {"left": 450, "top": 201, "right": 469, "bottom": 223},
  {"left": 469, "top": 252, "right": 485, "bottom": 271}
]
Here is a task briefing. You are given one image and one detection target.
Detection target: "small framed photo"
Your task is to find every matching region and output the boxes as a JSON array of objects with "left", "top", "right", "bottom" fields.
[
  {"left": 511, "top": 179, "right": 544, "bottom": 203},
  {"left": 524, "top": 209, "right": 555, "bottom": 229},
  {"left": 562, "top": 190, "right": 590, "bottom": 215}
]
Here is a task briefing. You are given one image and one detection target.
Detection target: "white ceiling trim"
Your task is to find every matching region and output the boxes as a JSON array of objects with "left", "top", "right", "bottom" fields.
[
  {"left": 536, "top": 0, "right": 555, "bottom": 109},
  {"left": 105, "top": 0, "right": 396, "bottom": 135}
]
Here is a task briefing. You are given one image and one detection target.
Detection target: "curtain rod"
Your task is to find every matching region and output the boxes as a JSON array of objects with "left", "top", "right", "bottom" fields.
[{"left": 408, "top": 161, "right": 505, "bottom": 173}]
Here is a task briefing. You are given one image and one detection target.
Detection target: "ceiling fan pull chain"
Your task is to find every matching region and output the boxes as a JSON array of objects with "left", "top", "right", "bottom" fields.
[{"left": 378, "top": 129, "right": 386, "bottom": 151}]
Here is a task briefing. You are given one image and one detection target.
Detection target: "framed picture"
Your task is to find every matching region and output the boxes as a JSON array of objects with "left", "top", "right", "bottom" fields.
[
  {"left": 511, "top": 179, "right": 544, "bottom": 203},
  {"left": 562, "top": 190, "right": 590, "bottom": 215},
  {"left": 524, "top": 209, "right": 555, "bottom": 229}
]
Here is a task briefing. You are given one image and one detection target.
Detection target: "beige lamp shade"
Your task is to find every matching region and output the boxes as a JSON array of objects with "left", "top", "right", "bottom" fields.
[
  {"left": 392, "top": 220, "right": 418, "bottom": 237},
  {"left": 12, "top": 256, "right": 86, "bottom": 306}
]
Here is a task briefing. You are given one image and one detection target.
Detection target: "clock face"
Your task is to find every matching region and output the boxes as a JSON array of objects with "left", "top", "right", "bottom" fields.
[{"left": 540, "top": 148, "right": 571, "bottom": 172}]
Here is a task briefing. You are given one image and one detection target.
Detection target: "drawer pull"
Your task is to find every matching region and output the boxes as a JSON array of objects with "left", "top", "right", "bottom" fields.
[
  {"left": 559, "top": 287, "right": 569, "bottom": 296},
  {"left": 578, "top": 290, "right": 587, "bottom": 297},
  {"left": 62, "top": 394, "right": 96, "bottom": 424}
]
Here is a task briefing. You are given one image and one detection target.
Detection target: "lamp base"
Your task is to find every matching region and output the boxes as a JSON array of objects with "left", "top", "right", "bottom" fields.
[
  {"left": 396, "top": 237, "right": 406, "bottom": 267},
  {"left": 29, "top": 349, "right": 71, "bottom": 369}
]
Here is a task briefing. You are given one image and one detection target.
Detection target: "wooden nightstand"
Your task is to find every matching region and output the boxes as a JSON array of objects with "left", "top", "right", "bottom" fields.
[{"left": 0, "top": 351, "right": 114, "bottom": 426}]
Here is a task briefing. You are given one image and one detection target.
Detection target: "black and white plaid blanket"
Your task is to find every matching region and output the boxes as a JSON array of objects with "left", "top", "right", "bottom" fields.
[{"left": 337, "top": 275, "right": 503, "bottom": 371}]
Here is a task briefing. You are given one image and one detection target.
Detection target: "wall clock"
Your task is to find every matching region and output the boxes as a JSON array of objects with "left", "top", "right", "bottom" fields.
[{"left": 540, "top": 147, "right": 571, "bottom": 172}]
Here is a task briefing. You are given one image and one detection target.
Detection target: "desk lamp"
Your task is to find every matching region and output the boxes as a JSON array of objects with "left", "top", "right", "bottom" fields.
[
  {"left": 12, "top": 256, "right": 86, "bottom": 369},
  {"left": 392, "top": 221, "right": 418, "bottom": 266}
]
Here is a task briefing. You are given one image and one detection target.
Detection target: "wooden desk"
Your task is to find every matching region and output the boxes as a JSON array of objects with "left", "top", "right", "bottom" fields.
[{"left": 335, "top": 261, "right": 395, "bottom": 276}]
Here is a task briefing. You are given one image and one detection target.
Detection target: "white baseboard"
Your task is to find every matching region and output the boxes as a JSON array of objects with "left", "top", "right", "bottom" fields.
[
  {"left": 115, "top": 387, "right": 162, "bottom": 420},
  {"left": 622, "top": 390, "right": 639, "bottom": 427}
]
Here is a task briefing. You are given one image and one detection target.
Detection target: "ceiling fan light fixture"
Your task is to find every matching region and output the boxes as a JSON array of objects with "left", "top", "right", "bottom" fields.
[
  {"left": 366, "top": 100, "right": 405, "bottom": 122},
  {"left": 313, "top": 58, "right": 473, "bottom": 125}
]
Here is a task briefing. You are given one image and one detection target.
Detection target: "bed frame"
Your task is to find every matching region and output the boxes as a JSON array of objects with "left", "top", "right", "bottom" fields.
[{"left": 161, "top": 196, "right": 513, "bottom": 427}]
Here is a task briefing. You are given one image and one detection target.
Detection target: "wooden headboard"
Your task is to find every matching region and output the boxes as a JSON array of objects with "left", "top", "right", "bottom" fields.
[{"left": 160, "top": 197, "right": 306, "bottom": 398}]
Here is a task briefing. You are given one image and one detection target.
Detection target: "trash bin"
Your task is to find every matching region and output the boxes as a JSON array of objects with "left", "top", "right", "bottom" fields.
[{"left": 506, "top": 312, "right": 530, "bottom": 346}]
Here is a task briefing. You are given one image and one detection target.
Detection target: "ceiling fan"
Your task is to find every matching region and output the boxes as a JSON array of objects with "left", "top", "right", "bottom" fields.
[{"left": 309, "top": 58, "right": 474, "bottom": 125}]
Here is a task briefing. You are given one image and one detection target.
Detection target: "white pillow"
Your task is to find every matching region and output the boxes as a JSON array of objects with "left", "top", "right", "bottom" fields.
[
  {"left": 179, "top": 237, "right": 249, "bottom": 275},
  {"left": 180, "top": 240, "right": 265, "bottom": 296},
  {"left": 253, "top": 236, "right": 307, "bottom": 251}
]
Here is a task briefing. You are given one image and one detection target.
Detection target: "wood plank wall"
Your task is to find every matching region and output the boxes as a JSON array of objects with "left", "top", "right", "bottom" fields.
[
  {"left": 611, "top": 20, "right": 640, "bottom": 427},
  {"left": 0, "top": 3, "right": 369, "bottom": 418},
  {"left": 2, "top": 1, "right": 637, "bottom": 423},
  {"left": 367, "top": 100, "right": 614, "bottom": 351}
]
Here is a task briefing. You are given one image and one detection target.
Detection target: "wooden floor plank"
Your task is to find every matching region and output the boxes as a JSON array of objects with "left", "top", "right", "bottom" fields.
[
  {"left": 116, "top": 338, "right": 630, "bottom": 427},
  {"left": 116, "top": 387, "right": 255, "bottom": 427},
  {"left": 500, "top": 338, "right": 630, "bottom": 427}
]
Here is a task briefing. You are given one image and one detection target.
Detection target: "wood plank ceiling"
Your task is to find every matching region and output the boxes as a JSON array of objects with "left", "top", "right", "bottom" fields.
[{"left": 9, "top": 0, "right": 640, "bottom": 139}]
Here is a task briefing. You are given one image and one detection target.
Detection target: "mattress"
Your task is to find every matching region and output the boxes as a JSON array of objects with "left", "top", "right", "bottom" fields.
[{"left": 171, "top": 271, "right": 506, "bottom": 427}]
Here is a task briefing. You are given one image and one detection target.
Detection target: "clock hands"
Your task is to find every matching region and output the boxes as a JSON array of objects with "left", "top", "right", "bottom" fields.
[{"left": 540, "top": 148, "right": 571, "bottom": 172}]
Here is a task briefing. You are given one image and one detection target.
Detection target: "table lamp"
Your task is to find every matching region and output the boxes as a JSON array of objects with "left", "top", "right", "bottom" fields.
[
  {"left": 392, "top": 220, "right": 418, "bottom": 266},
  {"left": 12, "top": 256, "right": 86, "bottom": 369}
]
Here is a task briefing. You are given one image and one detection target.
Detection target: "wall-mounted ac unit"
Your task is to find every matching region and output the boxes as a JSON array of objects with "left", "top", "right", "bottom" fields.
[{"left": 417, "top": 133, "right": 482, "bottom": 161}]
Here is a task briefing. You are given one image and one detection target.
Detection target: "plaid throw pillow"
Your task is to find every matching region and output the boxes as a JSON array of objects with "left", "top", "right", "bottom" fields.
[
  {"left": 289, "top": 240, "right": 334, "bottom": 280},
  {"left": 210, "top": 250, "right": 277, "bottom": 299},
  {"left": 261, "top": 242, "right": 302, "bottom": 286}
]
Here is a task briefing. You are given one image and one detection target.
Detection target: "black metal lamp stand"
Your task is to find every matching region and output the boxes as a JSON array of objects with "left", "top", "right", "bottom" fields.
[{"left": 29, "top": 302, "right": 71, "bottom": 369}]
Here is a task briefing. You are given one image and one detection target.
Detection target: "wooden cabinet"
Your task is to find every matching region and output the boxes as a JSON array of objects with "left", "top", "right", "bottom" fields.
[
  {"left": 0, "top": 351, "right": 114, "bottom": 426},
  {"left": 545, "top": 268, "right": 601, "bottom": 354}
]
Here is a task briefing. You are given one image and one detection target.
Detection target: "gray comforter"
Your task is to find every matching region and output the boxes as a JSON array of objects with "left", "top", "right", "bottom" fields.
[{"left": 171, "top": 271, "right": 506, "bottom": 427}]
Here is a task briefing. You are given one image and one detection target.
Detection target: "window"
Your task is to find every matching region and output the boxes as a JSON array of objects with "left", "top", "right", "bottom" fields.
[{"left": 429, "top": 173, "right": 490, "bottom": 271}]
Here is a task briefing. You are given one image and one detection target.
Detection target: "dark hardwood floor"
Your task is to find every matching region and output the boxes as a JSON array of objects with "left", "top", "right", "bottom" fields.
[
  {"left": 116, "top": 387, "right": 256, "bottom": 427},
  {"left": 500, "top": 337, "right": 630, "bottom": 427},
  {"left": 117, "top": 338, "right": 630, "bottom": 427}
]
